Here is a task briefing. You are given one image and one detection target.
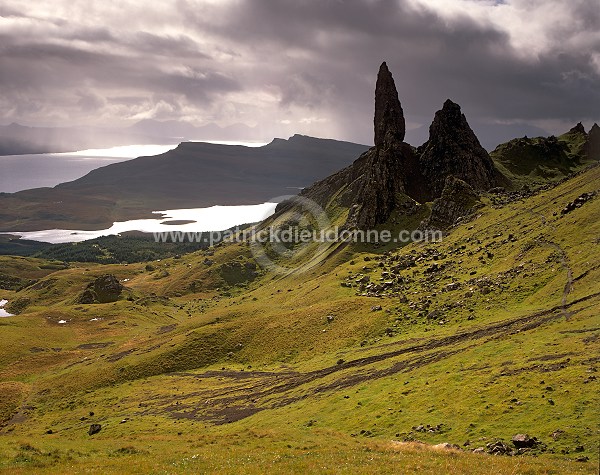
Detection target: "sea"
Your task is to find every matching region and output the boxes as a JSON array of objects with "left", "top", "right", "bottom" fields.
[
  {"left": 0, "top": 141, "right": 276, "bottom": 243},
  {"left": 0, "top": 141, "right": 269, "bottom": 193}
]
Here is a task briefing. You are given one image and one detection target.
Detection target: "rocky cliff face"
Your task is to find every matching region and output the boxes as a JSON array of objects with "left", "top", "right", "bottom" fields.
[
  {"left": 420, "top": 176, "right": 482, "bottom": 230},
  {"left": 291, "top": 62, "right": 425, "bottom": 229},
  {"left": 586, "top": 123, "right": 600, "bottom": 160},
  {"left": 418, "top": 100, "right": 499, "bottom": 197}
]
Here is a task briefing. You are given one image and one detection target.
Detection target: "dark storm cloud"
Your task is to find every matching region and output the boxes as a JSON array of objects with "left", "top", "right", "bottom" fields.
[
  {"left": 0, "top": 0, "right": 598, "bottom": 142},
  {"left": 0, "top": 33, "right": 239, "bottom": 105},
  {"left": 175, "top": 0, "right": 599, "bottom": 140}
]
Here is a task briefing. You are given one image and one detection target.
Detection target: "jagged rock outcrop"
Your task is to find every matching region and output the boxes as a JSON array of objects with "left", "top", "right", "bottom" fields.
[
  {"left": 343, "top": 62, "right": 426, "bottom": 228},
  {"left": 78, "top": 274, "right": 123, "bottom": 304},
  {"left": 418, "top": 100, "right": 499, "bottom": 197},
  {"left": 344, "top": 143, "right": 424, "bottom": 229},
  {"left": 272, "top": 63, "right": 503, "bottom": 232},
  {"left": 492, "top": 135, "right": 572, "bottom": 175},
  {"left": 420, "top": 176, "right": 481, "bottom": 230},
  {"left": 569, "top": 122, "right": 587, "bottom": 136},
  {"left": 585, "top": 123, "right": 600, "bottom": 160}
]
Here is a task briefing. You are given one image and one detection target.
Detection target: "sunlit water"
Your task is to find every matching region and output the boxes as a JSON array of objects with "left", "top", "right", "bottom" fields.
[
  {"left": 0, "top": 299, "right": 14, "bottom": 317},
  {"left": 0, "top": 141, "right": 269, "bottom": 193},
  {"left": 7, "top": 202, "right": 279, "bottom": 243}
]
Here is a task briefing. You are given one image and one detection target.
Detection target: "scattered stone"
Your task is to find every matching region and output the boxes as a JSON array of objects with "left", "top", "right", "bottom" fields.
[
  {"left": 427, "top": 310, "right": 441, "bottom": 320},
  {"left": 326, "top": 315, "right": 335, "bottom": 323},
  {"left": 371, "top": 305, "right": 382, "bottom": 312},
  {"left": 444, "top": 282, "right": 461, "bottom": 292},
  {"left": 486, "top": 440, "right": 512, "bottom": 455},
  {"left": 561, "top": 191, "right": 596, "bottom": 215}
]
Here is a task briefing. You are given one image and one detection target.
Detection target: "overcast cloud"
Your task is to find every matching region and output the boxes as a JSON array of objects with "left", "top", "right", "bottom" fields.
[{"left": 0, "top": 0, "right": 598, "bottom": 144}]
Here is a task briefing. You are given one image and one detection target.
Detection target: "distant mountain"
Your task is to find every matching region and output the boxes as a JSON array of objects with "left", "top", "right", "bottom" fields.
[
  {"left": 406, "top": 121, "right": 549, "bottom": 151},
  {"left": 0, "top": 135, "right": 369, "bottom": 231},
  {"left": 0, "top": 119, "right": 263, "bottom": 156}
]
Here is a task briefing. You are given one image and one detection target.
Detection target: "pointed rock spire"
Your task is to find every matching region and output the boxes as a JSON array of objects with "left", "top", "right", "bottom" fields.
[{"left": 374, "top": 62, "right": 405, "bottom": 147}]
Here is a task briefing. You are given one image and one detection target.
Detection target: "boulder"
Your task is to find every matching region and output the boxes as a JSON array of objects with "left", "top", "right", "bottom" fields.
[
  {"left": 78, "top": 288, "right": 96, "bottom": 304},
  {"left": 512, "top": 434, "right": 537, "bottom": 448},
  {"left": 78, "top": 274, "right": 123, "bottom": 304},
  {"left": 88, "top": 424, "right": 102, "bottom": 436},
  {"left": 433, "top": 442, "right": 460, "bottom": 450}
]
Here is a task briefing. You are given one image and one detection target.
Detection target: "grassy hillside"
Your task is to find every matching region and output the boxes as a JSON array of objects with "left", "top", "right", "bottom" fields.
[
  {"left": 491, "top": 129, "right": 596, "bottom": 189},
  {"left": 0, "top": 165, "right": 598, "bottom": 473}
]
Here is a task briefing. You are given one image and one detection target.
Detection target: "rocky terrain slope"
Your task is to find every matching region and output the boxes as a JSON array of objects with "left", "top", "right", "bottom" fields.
[{"left": 0, "top": 63, "right": 597, "bottom": 474}]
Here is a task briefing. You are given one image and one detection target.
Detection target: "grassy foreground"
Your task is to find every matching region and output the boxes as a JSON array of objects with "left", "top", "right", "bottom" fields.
[{"left": 0, "top": 166, "right": 599, "bottom": 473}]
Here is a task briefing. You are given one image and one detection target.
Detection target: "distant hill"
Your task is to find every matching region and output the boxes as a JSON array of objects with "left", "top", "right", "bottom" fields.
[
  {"left": 491, "top": 122, "right": 600, "bottom": 187},
  {"left": 0, "top": 135, "right": 369, "bottom": 231},
  {"left": 0, "top": 120, "right": 263, "bottom": 156}
]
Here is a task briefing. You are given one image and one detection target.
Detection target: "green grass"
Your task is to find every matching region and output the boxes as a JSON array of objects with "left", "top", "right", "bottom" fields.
[
  {"left": 490, "top": 131, "right": 597, "bottom": 189},
  {"left": 0, "top": 166, "right": 599, "bottom": 473}
]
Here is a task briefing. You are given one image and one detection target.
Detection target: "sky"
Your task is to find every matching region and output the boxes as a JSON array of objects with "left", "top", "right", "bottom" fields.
[{"left": 1, "top": 0, "right": 599, "bottom": 144}]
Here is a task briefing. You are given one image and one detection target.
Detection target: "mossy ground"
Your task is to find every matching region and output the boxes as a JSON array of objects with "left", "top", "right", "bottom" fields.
[{"left": 0, "top": 166, "right": 598, "bottom": 473}]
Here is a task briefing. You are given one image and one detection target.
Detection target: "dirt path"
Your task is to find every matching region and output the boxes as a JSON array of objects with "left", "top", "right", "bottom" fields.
[
  {"left": 148, "top": 291, "right": 599, "bottom": 424},
  {"left": 527, "top": 205, "right": 573, "bottom": 315}
]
